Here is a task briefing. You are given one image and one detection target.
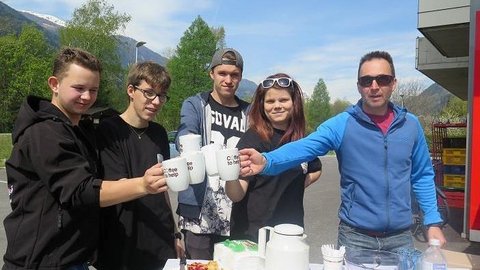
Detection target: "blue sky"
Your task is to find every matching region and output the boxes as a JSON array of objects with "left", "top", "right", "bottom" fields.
[{"left": 4, "top": 0, "right": 431, "bottom": 103}]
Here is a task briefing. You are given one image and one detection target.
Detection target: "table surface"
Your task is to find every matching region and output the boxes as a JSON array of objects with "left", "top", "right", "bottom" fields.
[
  {"left": 164, "top": 259, "right": 472, "bottom": 270},
  {"left": 163, "top": 259, "right": 323, "bottom": 269}
]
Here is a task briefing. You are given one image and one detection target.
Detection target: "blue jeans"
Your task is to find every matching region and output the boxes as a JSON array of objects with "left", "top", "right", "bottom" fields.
[{"left": 337, "top": 221, "right": 414, "bottom": 252}]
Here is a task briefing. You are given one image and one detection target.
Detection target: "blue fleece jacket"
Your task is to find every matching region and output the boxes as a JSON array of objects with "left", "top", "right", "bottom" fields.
[{"left": 262, "top": 100, "right": 442, "bottom": 232}]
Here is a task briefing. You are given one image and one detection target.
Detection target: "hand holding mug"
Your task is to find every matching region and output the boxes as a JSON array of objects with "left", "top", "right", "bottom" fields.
[
  {"left": 216, "top": 148, "right": 241, "bottom": 181},
  {"left": 162, "top": 157, "right": 191, "bottom": 192},
  {"left": 143, "top": 163, "right": 168, "bottom": 194},
  {"left": 239, "top": 148, "right": 265, "bottom": 177}
]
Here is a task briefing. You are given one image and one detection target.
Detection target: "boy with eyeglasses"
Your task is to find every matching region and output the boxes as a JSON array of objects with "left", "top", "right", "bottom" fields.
[
  {"left": 175, "top": 48, "right": 250, "bottom": 259},
  {"left": 3, "top": 48, "right": 168, "bottom": 270},
  {"left": 239, "top": 51, "right": 446, "bottom": 252},
  {"left": 95, "top": 61, "right": 183, "bottom": 270}
]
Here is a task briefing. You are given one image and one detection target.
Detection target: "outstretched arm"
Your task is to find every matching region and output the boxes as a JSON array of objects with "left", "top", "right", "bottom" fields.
[{"left": 99, "top": 163, "right": 168, "bottom": 207}]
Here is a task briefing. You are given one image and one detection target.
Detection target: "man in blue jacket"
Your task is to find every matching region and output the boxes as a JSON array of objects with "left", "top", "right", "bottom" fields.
[
  {"left": 239, "top": 51, "right": 446, "bottom": 251},
  {"left": 175, "top": 48, "right": 250, "bottom": 259}
]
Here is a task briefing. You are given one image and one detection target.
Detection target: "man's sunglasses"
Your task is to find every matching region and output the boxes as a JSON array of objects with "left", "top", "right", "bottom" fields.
[
  {"left": 358, "top": 75, "right": 394, "bottom": 87},
  {"left": 261, "top": 77, "right": 292, "bottom": 89}
]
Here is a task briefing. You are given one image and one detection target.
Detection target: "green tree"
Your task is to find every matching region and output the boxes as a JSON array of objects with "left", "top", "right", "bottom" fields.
[
  {"left": 0, "top": 25, "right": 54, "bottom": 132},
  {"left": 59, "top": 0, "right": 130, "bottom": 109},
  {"left": 391, "top": 79, "right": 425, "bottom": 107},
  {"left": 331, "top": 99, "right": 351, "bottom": 116},
  {"left": 211, "top": 26, "right": 226, "bottom": 49},
  {"left": 439, "top": 96, "right": 468, "bottom": 129},
  {"left": 163, "top": 16, "right": 218, "bottom": 131},
  {"left": 305, "top": 78, "right": 331, "bottom": 133}
]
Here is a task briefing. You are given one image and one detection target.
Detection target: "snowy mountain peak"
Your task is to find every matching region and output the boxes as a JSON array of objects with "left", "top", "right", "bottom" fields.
[{"left": 20, "top": 10, "right": 66, "bottom": 27}]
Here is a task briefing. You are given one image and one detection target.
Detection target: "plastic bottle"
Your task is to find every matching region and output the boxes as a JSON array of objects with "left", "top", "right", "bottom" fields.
[{"left": 422, "top": 239, "right": 447, "bottom": 270}]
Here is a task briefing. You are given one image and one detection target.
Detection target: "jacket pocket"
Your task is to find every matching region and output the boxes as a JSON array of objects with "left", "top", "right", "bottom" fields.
[{"left": 345, "top": 182, "right": 357, "bottom": 216}]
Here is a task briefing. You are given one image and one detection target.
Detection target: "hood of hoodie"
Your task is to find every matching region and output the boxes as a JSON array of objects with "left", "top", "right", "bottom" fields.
[{"left": 12, "top": 95, "right": 72, "bottom": 144}]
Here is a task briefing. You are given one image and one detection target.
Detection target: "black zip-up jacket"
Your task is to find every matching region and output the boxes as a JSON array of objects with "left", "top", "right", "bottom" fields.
[{"left": 3, "top": 96, "right": 102, "bottom": 270}]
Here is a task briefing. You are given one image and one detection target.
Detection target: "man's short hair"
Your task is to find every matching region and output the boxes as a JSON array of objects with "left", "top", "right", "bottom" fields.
[
  {"left": 52, "top": 47, "right": 102, "bottom": 81},
  {"left": 210, "top": 48, "right": 243, "bottom": 71},
  {"left": 127, "top": 61, "right": 171, "bottom": 91},
  {"left": 357, "top": 51, "right": 395, "bottom": 78}
]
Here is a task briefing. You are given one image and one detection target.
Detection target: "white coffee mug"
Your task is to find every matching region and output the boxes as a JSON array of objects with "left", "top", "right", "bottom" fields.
[
  {"left": 226, "top": 137, "right": 240, "bottom": 149},
  {"left": 162, "top": 157, "right": 190, "bottom": 192},
  {"left": 183, "top": 151, "right": 206, "bottom": 185},
  {"left": 201, "top": 143, "right": 223, "bottom": 176},
  {"left": 179, "top": 134, "right": 202, "bottom": 154},
  {"left": 215, "top": 148, "right": 240, "bottom": 181}
]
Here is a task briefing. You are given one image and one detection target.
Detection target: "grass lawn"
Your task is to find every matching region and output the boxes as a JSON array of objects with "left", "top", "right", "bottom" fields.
[{"left": 0, "top": 133, "right": 12, "bottom": 167}]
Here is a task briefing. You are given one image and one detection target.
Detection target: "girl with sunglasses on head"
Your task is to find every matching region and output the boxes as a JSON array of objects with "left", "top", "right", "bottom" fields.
[{"left": 225, "top": 73, "right": 322, "bottom": 242}]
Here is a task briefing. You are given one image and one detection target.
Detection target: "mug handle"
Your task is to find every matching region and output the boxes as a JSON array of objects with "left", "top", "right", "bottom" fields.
[{"left": 258, "top": 226, "right": 274, "bottom": 258}]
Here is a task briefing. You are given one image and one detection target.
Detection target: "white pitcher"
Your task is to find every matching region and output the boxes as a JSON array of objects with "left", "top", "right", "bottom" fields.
[{"left": 258, "top": 224, "right": 309, "bottom": 270}]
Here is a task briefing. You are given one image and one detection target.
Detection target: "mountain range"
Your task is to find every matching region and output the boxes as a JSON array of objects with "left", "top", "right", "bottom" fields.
[
  {"left": 411, "top": 83, "right": 453, "bottom": 115},
  {"left": 1, "top": 1, "right": 454, "bottom": 109},
  {"left": 0, "top": 1, "right": 258, "bottom": 99}
]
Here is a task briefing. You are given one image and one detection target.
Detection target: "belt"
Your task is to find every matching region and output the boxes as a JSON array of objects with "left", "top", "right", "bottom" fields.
[{"left": 341, "top": 221, "right": 409, "bottom": 238}]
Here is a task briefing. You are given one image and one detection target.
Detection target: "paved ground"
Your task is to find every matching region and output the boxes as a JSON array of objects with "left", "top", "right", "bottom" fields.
[
  {"left": 303, "top": 157, "right": 480, "bottom": 263},
  {"left": 0, "top": 156, "right": 479, "bottom": 267}
]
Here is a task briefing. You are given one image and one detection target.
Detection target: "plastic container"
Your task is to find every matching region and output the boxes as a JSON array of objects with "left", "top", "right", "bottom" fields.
[
  {"left": 421, "top": 239, "right": 447, "bottom": 270},
  {"left": 442, "top": 148, "right": 466, "bottom": 156},
  {"left": 444, "top": 190, "right": 465, "bottom": 208},
  {"left": 443, "top": 174, "right": 465, "bottom": 189},
  {"left": 442, "top": 137, "right": 466, "bottom": 148},
  {"left": 442, "top": 154, "right": 466, "bottom": 165},
  {"left": 443, "top": 165, "right": 465, "bottom": 175}
]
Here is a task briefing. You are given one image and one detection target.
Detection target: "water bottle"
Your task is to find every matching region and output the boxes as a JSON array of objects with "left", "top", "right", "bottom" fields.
[{"left": 422, "top": 239, "right": 447, "bottom": 270}]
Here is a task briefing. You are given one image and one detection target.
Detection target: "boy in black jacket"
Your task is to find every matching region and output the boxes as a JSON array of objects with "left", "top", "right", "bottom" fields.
[{"left": 3, "top": 47, "right": 168, "bottom": 270}]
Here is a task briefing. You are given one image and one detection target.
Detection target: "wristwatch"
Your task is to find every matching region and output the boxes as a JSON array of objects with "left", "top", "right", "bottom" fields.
[
  {"left": 427, "top": 222, "right": 443, "bottom": 228},
  {"left": 174, "top": 232, "right": 182, "bottom": 240}
]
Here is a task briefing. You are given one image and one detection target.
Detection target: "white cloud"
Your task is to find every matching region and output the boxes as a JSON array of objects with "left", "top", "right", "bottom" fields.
[
  {"left": 244, "top": 31, "right": 430, "bottom": 104},
  {"left": 100, "top": 0, "right": 214, "bottom": 52},
  {"left": 5, "top": 0, "right": 212, "bottom": 52},
  {"left": 4, "top": 0, "right": 431, "bottom": 104}
]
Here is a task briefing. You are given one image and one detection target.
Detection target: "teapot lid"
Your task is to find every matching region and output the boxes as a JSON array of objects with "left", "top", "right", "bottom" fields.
[{"left": 274, "top": 224, "right": 304, "bottom": 235}]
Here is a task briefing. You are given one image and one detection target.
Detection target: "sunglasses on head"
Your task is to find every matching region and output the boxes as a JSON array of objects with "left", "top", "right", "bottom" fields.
[
  {"left": 261, "top": 77, "right": 292, "bottom": 88},
  {"left": 358, "top": 74, "right": 394, "bottom": 87}
]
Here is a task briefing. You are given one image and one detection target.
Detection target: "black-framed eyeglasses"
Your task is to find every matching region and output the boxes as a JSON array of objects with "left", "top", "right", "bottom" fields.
[
  {"left": 358, "top": 75, "right": 395, "bottom": 87},
  {"left": 261, "top": 77, "right": 292, "bottom": 89},
  {"left": 133, "top": 85, "right": 169, "bottom": 103}
]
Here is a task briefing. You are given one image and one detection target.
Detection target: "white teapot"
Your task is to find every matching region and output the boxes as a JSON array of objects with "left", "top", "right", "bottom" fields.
[{"left": 258, "top": 224, "right": 309, "bottom": 270}]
